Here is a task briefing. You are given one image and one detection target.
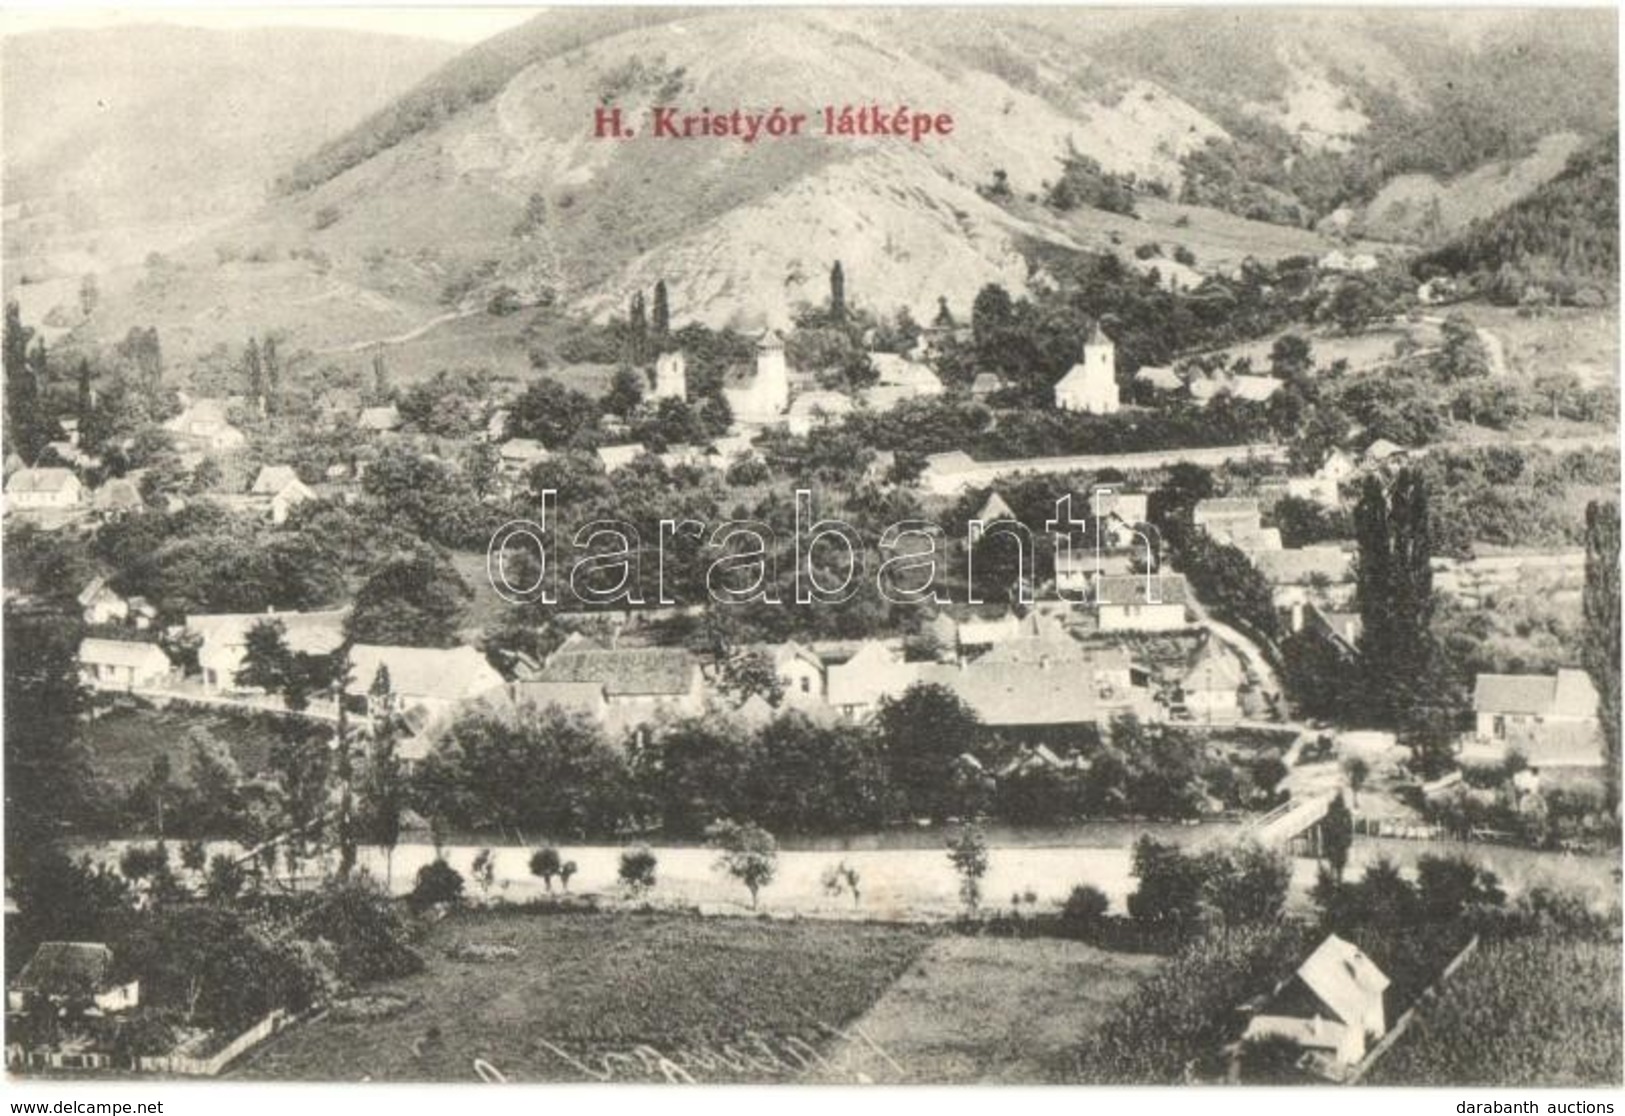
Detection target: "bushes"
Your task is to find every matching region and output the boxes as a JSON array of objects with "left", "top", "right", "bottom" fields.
[
  {"left": 1059, "top": 885, "right": 1110, "bottom": 938},
  {"left": 1126, "top": 838, "right": 1290, "bottom": 933},
  {"left": 409, "top": 859, "right": 465, "bottom": 911},
  {"left": 618, "top": 846, "right": 657, "bottom": 896},
  {"left": 295, "top": 878, "right": 422, "bottom": 985}
]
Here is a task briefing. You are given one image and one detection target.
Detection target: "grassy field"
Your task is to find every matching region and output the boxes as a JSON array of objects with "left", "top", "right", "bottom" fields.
[
  {"left": 233, "top": 910, "right": 930, "bottom": 1083},
  {"left": 78, "top": 704, "right": 310, "bottom": 789},
  {"left": 809, "top": 934, "right": 1161, "bottom": 1083},
  {"left": 1366, "top": 936, "right": 1623, "bottom": 1086}
]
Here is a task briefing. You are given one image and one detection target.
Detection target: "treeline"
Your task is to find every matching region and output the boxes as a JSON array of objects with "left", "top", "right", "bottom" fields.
[{"left": 1414, "top": 131, "right": 1619, "bottom": 302}]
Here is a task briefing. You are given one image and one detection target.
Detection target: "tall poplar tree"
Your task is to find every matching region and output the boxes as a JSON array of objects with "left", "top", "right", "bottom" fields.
[
  {"left": 652, "top": 279, "right": 671, "bottom": 339},
  {"left": 830, "top": 261, "right": 847, "bottom": 323},
  {"left": 1354, "top": 469, "right": 1436, "bottom": 726},
  {"left": 1583, "top": 499, "right": 1621, "bottom": 815}
]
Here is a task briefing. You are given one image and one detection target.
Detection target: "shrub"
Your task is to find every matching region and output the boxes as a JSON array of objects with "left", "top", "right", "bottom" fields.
[
  {"left": 618, "top": 846, "right": 657, "bottom": 895},
  {"left": 946, "top": 826, "right": 990, "bottom": 913},
  {"left": 471, "top": 848, "right": 496, "bottom": 894},
  {"left": 707, "top": 820, "right": 779, "bottom": 909},
  {"left": 1060, "top": 884, "right": 1111, "bottom": 938},
  {"left": 821, "top": 860, "right": 862, "bottom": 908},
  {"left": 297, "top": 878, "right": 423, "bottom": 984},
  {"left": 409, "top": 859, "right": 464, "bottom": 910},
  {"left": 560, "top": 860, "right": 577, "bottom": 891},
  {"left": 530, "top": 847, "right": 562, "bottom": 892}
]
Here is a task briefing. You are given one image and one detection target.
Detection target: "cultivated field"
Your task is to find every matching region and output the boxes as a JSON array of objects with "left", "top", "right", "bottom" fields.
[
  {"left": 234, "top": 910, "right": 931, "bottom": 1083},
  {"left": 1365, "top": 936, "right": 1623, "bottom": 1086}
]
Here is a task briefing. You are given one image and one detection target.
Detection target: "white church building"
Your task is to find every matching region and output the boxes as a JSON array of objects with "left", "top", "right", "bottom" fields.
[
  {"left": 723, "top": 330, "right": 791, "bottom": 426},
  {"left": 1053, "top": 323, "right": 1122, "bottom": 415}
]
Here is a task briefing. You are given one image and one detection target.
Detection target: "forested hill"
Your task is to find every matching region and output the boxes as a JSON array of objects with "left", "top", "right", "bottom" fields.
[{"left": 1415, "top": 131, "right": 1618, "bottom": 302}]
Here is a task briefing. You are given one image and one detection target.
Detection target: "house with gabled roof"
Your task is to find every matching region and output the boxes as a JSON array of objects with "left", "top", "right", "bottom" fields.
[
  {"left": 1177, "top": 639, "right": 1247, "bottom": 722},
  {"left": 1468, "top": 669, "right": 1603, "bottom": 768},
  {"left": 1091, "top": 572, "right": 1191, "bottom": 631},
  {"left": 1242, "top": 934, "right": 1390, "bottom": 1070},
  {"left": 8, "top": 943, "right": 139, "bottom": 1016},
  {"left": 596, "top": 443, "right": 646, "bottom": 474},
  {"left": 6, "top": 467, "right": 83, "bottom": 510},
  {"left": 357, "top": 404, "right": 402, "bottom": 433},
  {"left": 347, "top": 644, "right": 505, "bottom": 722},
  {"left": 738, "top": 641, "right": 826, "bottom": 705},
  {"left": 251, "top": 465, "right": 301, "bottom": 496},
  {"left": 79, "top": 638, "right": 171, "bottom": 692},
  {"left": 537, "top": 647, "right": 704, "bottom": 718},
  {"left": 976, "top": 491, "right": 1016, "bottom": 522},
  {"left": 188, "top": 608, "right": 348, "bottom": 692}
]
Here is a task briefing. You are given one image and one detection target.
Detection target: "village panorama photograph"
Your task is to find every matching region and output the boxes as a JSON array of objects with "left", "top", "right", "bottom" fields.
[{"left": 0, "top": 2, "right": 1620, "bottom": 1090}]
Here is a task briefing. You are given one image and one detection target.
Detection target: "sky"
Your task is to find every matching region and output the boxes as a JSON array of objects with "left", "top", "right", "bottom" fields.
[{"left": 0, "top": 3, "right": 543, "bottom": 44}]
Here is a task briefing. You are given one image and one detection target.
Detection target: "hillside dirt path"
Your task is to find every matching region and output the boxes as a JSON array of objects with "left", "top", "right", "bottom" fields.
[{"left": 313, "top": 306, "right": 481, "bottom": 355}]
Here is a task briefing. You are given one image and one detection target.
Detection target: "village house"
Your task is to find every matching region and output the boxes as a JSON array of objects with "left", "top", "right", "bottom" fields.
[
  {"left": 865, "top": 352, "right": 944, "bottom": 412},
  {"left": 187, "top": 608, "right": 348, "bottom": 692},
  {"left": 1251, "top": 545, "right": 1356, "bottom": 624},
  {"left": 79, "top": 637, "right": 172, "bottom": 692},
  {"left": 723, "top": 330, "right": 791, "bottom": 426},
  {"left": 90, "top": 477, "right": 144, "bottom": 518},
  {"left": 357, "top": 404, "right": 403, "bottom": 434},
  {"left": 914, "top": 651, "right": 1148, "bottom": 735},
  {"left": 269, "top": 478, "right": 317, "bottom": 525},
  {"left": 658, "top": 443, "right": 708, "bottom": 472},
  {"left": 537, "top": 646, "right": 706, "bottom": 720},
  {"left": 498, "top": 438, "right": 549, "bottom": 474},
  {"left": 77, "top": 577, "right": 156, "bottom": 629},
  {"left": 6, "top": 466, "right": 83, "bottom": 511},
  {"left": 1242, "top": 934, "right": 1390, "bottom": 1073},
  {"left": 975, "top": 491, "right": 1016, "bottom": 522},
  {"left": 1466, "top": 669, "right": 1603, "bottom": 769},
  {"left": 251, "top": 465, "right": 301, "bottom": 496},
  {"left": 970, "top": 372, "right": 1005, "bottom": 400},
  {"left": 596, "top": 443, "right": 646, "bottom": 473},
  {"left": 1091, "top": 572, "right": 1192, "bottom": 632},
  {"left": 740, "top": 641, "right": 827, "bottom": 705},
  {"left": 1053, "top": 323, "right": 1121, "bottom": 414},
  {"left": 1176, "top": 639, "right": 1246, "bottom": 722},
  {"left": 785, "top": 390, "right": 855, "bottom": 436},
  {"left": 708, "top": 433, "right": 757, "bottom": 469},
  {"left": 1134, "top": 365, "right": 1182, "bottom": 396},
  {"left": 826, "top": 640, "right": 920, "bottom": 720},
  {"left": 8, "top": 943, "right": 140, "bottom": 1016},
  {"left": 347, "top": 643, "right": 505, "bottom": 723},
  {"left": 165, "top": 397, "right": 246, "bottom": 451}
]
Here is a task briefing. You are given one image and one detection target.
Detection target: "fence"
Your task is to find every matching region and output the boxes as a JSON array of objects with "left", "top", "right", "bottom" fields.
[
  {"left": 9, "top": 1010, "right": 289, "bottom": 1078},
  {"left": 1344, "top": 935, "right": 1480, "bottom": 1084}
]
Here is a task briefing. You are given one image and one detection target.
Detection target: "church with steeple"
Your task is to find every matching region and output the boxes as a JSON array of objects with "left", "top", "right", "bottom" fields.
[{"left": 1053, "top": 322, "right": 1121, "bottom": 415}]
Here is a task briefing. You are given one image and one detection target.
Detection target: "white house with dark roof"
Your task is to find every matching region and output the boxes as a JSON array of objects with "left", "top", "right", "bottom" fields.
[
  {"left": 1468, "top": 669, "right": 1603, "bottom": 768},
  {"left": 79, "top": 638, "right": 171, "bottom": 692},
  {"left": 1242, "top": 934, "right": 1390, "bottom": 1071},
  {"left": 8, "top": 942, "right": 140, "bottom": 1015},
  {"left": 188, "top": 608, "right": 348, "bottom": 692},
  {"left": 347, "top": 644, "right": 505, "bottom": 722},
  {"left": 739, "top": 641, "right": 826, "bottom": 705},
  {"left": 6, "top": 467, "right": 82, "bottom": 510},
  {"left": 1092, "top": 572, "right": 1191, "bottom": 631},
  {"left": 537, "top": 647, "right": 704, "bottom": 718},
  {"left": 357, "top": 404, "right": 402, "bottom": 433},
  {"left": 596, "top": 443, "right": 646, "bottom": 474}
]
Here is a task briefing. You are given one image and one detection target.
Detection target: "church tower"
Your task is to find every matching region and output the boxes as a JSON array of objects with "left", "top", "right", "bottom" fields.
[
  {"left": 754, "top": 329, "right": 789, "bottom": 416},
  {"left": 1054, "top": 321, "right": 1121, "bottom": 414},
  {"left": 653, "top": 350, "right": 687, "bottom": 401}
]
